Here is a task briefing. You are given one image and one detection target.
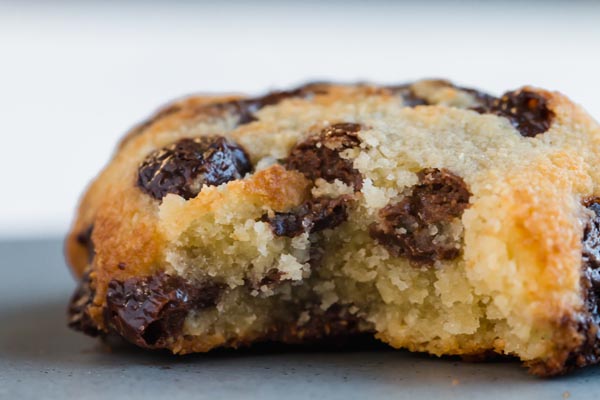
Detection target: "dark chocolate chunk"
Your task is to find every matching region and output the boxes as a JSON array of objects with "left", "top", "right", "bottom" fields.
[
  {"left": 104, "top": 273, "right": 223, "bottom": 348},
  {"left": 582, "top": 201, "right": 600, "bottom": 279},
  {"left": 389, "top": 81, "right": 497, "bottom": 109},
  {"left": 121, "top": 84, "right": 321, "bottom": 146},
  {"left": 286, "top": 123, "right": 363, "bottom": 190},
  {"left": 551, "top": 199, "right": 600, "bottom": 374},
  {"left": 275, "top": 304, "right": 366, "bottom": 344},
  {"left": 214, "top": 82, "right": 330, "bottom": 125},
  {"left": 76, "top": 224, "right": 95, "bottom": 263},
  {"left": 236, "top": 88, "right": 307, "bottom": 124},
  {"left": 370, "top": 168, "right": 471, "bottom": 264},
  {"left": 68, "top": 269, "right": 100, "bottom": 336},
  {"left": 580, "top": 199, "right": 600, "bottom": 330},
  {"left": 410, "top": 168, "right": 471, "bottom": 224},
  {"left": 265, "top": 196, "right": 352, "bottom": 238},
  {"left": 137, "top": 136, "right": 252, "bottom": 201},
  {"left": 474, "top": 89, "right": 555, "bottom": 137}
]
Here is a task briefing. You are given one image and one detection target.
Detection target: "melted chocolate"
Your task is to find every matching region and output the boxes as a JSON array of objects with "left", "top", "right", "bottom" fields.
[
  {"left": 137, "top": 136, "right": 252, "bottom": 201},
  {"left": 210, "top": 82, "right": 329, "bottom": 125},
  {"left": 565, "top": 199, "right": 600, "bottom": 370},
  {"left": 275, "top": 304, "right": 366, "bottom": 344},
  {"left": 68, "top": 269, "right": 100, "bottom": 336},
  {"left": 265, "top": 196, "right": 351, "bottom": 238},
  {"left": 286, "top": 123, "right": 363, "bottom": 190},
  {"left": 104, "top": 273, "right": 223, "bottom": 348},
  {"left": 370, "top": 168, "right": 471, "bottom": 264},
  {"left": 474, "top": 89, "right": 554, "bottom": 137}
]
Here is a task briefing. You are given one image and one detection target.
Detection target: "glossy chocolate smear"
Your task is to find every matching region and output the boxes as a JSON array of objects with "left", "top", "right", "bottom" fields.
[
  {"left": 474, "top": 89, "right": 555, "bottom": 137},
  {"left": 265, "top": 195, "right": 352, "bottom": 238},
  {"left": 137, "top": 136, "right": 252, "bottom": 201},
  {"left": 370, "top": 168, "right": 471, "bottom": 264},
  {"left": 104, "top": 273, "right": 223, "bottom": 348},
  {"left": 286, "top": 123, "right": 363, "bottom": 190},
  {"left": 68, "top": 269, "right": 100, "bottom": 336}
]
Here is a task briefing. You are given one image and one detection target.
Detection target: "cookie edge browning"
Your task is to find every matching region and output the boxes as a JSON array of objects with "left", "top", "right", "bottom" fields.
[{"left": 527, "top": 198, "right": 600, "bottom": 376}]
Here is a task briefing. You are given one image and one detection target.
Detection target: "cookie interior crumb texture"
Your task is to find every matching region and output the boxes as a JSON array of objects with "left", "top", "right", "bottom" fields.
[{"left": 65, "top": 79, "right": 600, "bottom": 376}]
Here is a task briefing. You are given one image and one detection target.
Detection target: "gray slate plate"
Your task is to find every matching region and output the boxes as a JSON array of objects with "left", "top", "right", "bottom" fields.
[{"left": 1, "top": 239, "right": 598, "bottom": 399}]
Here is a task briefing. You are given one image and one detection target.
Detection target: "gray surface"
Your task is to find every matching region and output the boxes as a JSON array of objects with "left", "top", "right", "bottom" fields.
[{"left": 1, "top": 239, "right": 599, "bottom": 399}]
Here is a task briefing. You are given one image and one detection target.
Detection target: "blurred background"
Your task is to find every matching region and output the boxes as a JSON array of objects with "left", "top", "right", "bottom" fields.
[{"left": 1, "top": 0, "right": 599, "bottom": 239}]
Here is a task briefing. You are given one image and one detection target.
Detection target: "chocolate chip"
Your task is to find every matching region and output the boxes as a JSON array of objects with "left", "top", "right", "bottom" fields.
[
  {"left": 274, "top": 304, "right": 366, "bottom": 344},
  {"left": 552, "top": 199, "right": 600, "bottom": 374},
  {"left": 286, "top": 123, "right": 363, "bottom": 190},
  {"left": 264, "top": 196, "right": 351, "bottom": 238},
  {"left": 104, "top": 273, "right": 224, "bottom": 348},
  {"left": 581, "top": 199, "right": 600, "bottom": 327},
  {"left": 583, "top": 200, "right": 600, "bottom": 272},
  {"left": 219, "top": 82, "right": 330, "bottom": 125},
  {"left": 237, "top": 89, "right": 306, "bottom": 124},
  {"left": 474, "top": 89, "right": 555, "bottom": 137},
  {"left": 389, "top": 81, "right": 497, "bottom": 109},
  {"left": 137, "top": 136, "right": 252, "bottom": 201},
  {"left": 387, "top": 84, "right": 428, "bottom": 107},
  {"left": 411, "top": 168, "right": 471, "bottom": 224},
  {"left": 370, "top": 168, "right": 471, "bottom": 264},
  {"left": 526, "top": 199, "right": 600, "bottom": 376},
  {"left": 76, "top": 224, "right": 95, "bottom": 263},
  {"left": 68, "top": 269, "right": 100, "bottom": 336}
]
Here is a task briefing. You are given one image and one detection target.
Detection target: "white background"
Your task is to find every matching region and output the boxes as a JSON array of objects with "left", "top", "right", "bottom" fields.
[{"left": 1, "top": 1, "right": 599, "bottom": 238}]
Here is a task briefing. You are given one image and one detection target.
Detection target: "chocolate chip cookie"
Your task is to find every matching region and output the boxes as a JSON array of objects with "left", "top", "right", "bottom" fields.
[{"left": 65, "top": 79, "right": 600, "bottom": 376}]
